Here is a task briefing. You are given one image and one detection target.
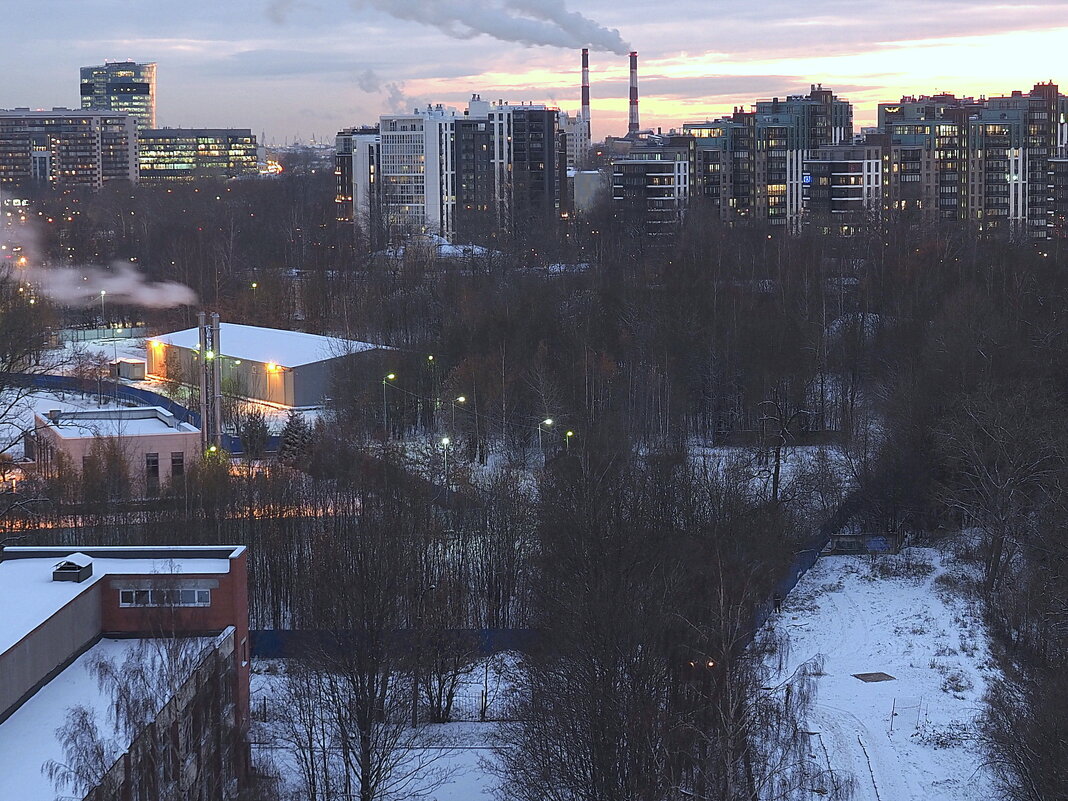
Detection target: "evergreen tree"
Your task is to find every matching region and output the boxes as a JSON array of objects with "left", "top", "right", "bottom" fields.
[{"left": 277, "top": 410, "right": 311, "bottom": 465}]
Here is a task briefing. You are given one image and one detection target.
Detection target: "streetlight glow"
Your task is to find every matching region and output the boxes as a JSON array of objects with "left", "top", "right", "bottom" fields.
[
  {"left": 543, "top": 418, "right": 553, "bottom": 426},
  {"left": 456, "top": 396, "right": 466, "bottom": 403},
  {"left": 441, "top": 437, "right": 450, "bottom": 446}
]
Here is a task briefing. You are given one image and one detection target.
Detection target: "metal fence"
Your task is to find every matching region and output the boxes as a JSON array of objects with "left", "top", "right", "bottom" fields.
[{"left": 59, "top": 326, "right": 148, "bottom": 342}]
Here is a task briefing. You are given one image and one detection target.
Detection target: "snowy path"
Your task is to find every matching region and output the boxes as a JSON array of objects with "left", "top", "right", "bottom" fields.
[{"left": 777, "top": 550, "right": 995, "bottom": 801}]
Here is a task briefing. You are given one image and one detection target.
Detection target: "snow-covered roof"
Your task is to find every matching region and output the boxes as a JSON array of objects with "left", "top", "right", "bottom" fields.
[
  {"left": 0, "top": 546, "right": 242, "bottom": 655},
  {"left": 151, "top": 323, "right": 383, "bottom": 368},
  {"left": 36, "top": 406, "right": 198, "bottom": 438},
  {"left": 0, "top": 634, "right": 217, "bottom": 801},
  {"left": 55, "top": 552, "right": 91, "bottom": 568},
  {"left": 0, "top": 639, "right": 145, "bottom": 801}
]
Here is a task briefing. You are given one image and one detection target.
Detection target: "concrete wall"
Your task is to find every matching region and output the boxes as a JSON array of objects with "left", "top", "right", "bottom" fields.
[{"left": 0, "top": 583, "right": 101, "bottom": 722}]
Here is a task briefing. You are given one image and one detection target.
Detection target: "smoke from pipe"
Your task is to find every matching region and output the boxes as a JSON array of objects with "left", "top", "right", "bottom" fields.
[
  {"left": 26, "top": 264, "right": 198, "bottom": 309},
  {"left": 269, "top": 0, "right": 629, "bottom": 54},
  {"left": 355, "top": 68, "right": 415, "bottom": 113}
]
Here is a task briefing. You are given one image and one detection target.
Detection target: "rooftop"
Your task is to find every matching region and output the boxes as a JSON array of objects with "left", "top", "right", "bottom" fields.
[
  {"left": 35, "top": 406, "right": 198, "bottom": 439},
  {"left": 151, "top": 322, "right": 382, "bottom": 368},
  {"left": 0, "top": 546, "right": 242, "bottom": 655},
  {"left": 0, "top": 634, "right": 212, "bottom": 801},
  {"left": 0, "top": 638, "right": 144, "bottom": 801}
]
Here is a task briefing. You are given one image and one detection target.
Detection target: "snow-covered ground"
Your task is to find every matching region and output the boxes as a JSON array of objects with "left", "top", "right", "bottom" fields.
[
  {"left": 249, "top": 655, "right": 511, "bottom": 800},
  {"left": 775, "top": 549, "right": 996, "bottom": 801}
]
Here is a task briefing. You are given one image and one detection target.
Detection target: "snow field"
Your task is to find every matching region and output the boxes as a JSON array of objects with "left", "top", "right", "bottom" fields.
[{"left": 776, "top": 549, "right": 996, "bottom": 801}]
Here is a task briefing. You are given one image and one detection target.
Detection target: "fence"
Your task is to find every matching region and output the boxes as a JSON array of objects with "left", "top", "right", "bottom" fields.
[
  {"left": 250, "top": 629, "right": 538, "bottom": 660},
  {"left": 58, "top": 326, "right": 148, "bottom": 343}
]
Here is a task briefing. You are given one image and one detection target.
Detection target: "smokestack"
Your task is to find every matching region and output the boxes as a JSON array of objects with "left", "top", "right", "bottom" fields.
[
  {"left": 581, "top": 48, "right": 591, "bottom": 140},
  {"left": 628, "top": 51, "right": 639, "bottom": 135}
]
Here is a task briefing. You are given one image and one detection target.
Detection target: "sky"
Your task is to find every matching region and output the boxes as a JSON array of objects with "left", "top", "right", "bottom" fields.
[{"left": 3, "top": 0, "right": 1068, "bottom": 143}]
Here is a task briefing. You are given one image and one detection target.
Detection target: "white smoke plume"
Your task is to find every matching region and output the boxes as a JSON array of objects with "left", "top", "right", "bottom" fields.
[
  {"left": 355, "top": 68, "right": 416, "bottom": 113},
  {"left": 26, "top": 264, "right": 197, "bottom": 309},
  {"left": 270, "top": 0, "right": 629, "bottom": 54}
]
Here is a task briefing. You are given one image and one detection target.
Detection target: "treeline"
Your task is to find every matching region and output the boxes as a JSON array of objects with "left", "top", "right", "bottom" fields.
[{"left": 10, "top": 176, "right": 1068, "bottom": 798}]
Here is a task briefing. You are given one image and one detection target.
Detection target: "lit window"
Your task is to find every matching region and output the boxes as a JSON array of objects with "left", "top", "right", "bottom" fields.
[{"left": 118, "top": 586, "right": 211, "bottom": 607}]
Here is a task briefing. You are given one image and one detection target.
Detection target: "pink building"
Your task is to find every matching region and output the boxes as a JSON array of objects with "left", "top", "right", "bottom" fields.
[{"left": 31, "top": 406, "right": 201, "bottom": 495}]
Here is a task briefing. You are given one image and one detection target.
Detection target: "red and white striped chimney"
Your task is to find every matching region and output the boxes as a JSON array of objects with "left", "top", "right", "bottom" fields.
[
  {"left": 628, "top": 51, "right": 639, "bottom": 135},
  {"left": 581, "top": 48, "right": 591, "bottom": 140}
]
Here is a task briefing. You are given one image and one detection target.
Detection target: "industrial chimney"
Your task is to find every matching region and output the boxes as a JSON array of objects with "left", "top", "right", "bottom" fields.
[
  {"left": 628, "top": 51, "right": 639, "bottom": 135},
  {"left": 581, "top": 48, "right": 591, "bottom": 140}
]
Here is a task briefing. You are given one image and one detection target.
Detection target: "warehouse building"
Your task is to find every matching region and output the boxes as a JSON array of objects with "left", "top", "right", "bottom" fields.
[{"left": 147, "top": 323, "right": 389, "bottom": 407}]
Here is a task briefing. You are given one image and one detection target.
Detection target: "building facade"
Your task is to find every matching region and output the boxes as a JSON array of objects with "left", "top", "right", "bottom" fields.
[
  {"left": 0, "top": 109, "right": 137, "bottom": 189},
  {"left": 138, "top": 129, "right": 259, "bottom": 182},
  {"left": 30, "top": 406, "right": 200, "bottom": 496},
  {"left": 1050, "top": 157, "right": 1068, "bottom": 239},
  {"left": 335, "top": 126, "right": 379, "bottom": 224},
  {"left": 683, "top": 86, "right": 854, "bottom": 228},
  {"left": 611, "top": 136, "right": 695, "bottom": 237},
  {"left": 863, "top": 83, "right": 1068, "bottom": 236},
  {"left": 147, "top": 322, "right": 388, "bottom": 408},
  {"left": 337, "top": 96, "right": 564, "bottom": 242},
  {"left": 803, "top": 135, "right": 889, "bottom": 231},
  {"left": 80, "top": 61, "right": 157, "bottom": 131}
]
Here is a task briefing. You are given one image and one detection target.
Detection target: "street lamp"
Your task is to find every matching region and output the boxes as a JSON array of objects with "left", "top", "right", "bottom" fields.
[
  {"left": 99, "top": 290, "right": 106, "bottom": 328},
  {"left": 565, "top": 430, "right": 575, "bottom": 452},
  {"left": 382, "top": 373, "right": 396, "bottom": 439},
  {"left": 441, "top": 437, "right": 450, "bottom": 502},
  {"left": 537, "top": 418, "right": 553, "bottom": 463},
  {"left": 451, "top": 395, "right": 466, "bottom": 430}
]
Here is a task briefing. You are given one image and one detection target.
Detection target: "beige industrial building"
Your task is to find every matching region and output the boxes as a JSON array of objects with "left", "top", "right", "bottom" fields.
[{"left": 147, "top": 323, "right": 388, "bottom": 407}]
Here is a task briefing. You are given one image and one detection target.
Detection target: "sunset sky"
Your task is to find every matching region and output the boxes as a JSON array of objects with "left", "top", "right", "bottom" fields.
[{"left": 4, "top": 0, "right": 1067, "bottom": 143}]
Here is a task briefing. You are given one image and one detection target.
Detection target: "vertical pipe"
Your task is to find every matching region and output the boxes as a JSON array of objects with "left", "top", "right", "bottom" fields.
[
  {"left": 628, "top": 51, "right": 639, "bottom": 135},
  {"left": 581, "top": 48, "right": 591, "bottom": 141},
  {"left": 211, "top": 312, "right": 223, "bottom": 450},
  {"left": 197, "top": 311, "right": 208, "bottom": 451}
]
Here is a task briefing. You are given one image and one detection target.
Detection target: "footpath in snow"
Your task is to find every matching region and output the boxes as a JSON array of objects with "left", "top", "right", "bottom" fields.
[{"left": 776, "top": 549, "right": 996, "bottom": 801}]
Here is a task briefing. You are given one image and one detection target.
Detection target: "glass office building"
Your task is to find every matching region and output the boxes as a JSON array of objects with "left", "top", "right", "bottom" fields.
[
  {"left": 80, "top": 61, "right": 157, "bottom": 131},
  {"left": 138, "top": 129, "right": 259, "bottom": 182}
]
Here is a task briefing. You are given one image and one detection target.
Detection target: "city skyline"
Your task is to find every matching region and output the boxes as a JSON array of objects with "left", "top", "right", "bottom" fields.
[{"left": 3, "top": 0, "right": 1067, "bottom": 142}]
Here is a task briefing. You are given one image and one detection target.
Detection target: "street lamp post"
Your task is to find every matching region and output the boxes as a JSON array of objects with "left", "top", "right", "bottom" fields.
[
  {"left": 382, "top": 373, "right": 396, "bottom": 439},
  {"left": 566, "top": 430, "right": 575, "bottom": 452},
  {"left": 441, "top": 437, "right": 450, "bottom": 502},
  {"left": 99, "top": 290, "right": 106, "bottom": 329},
  {"left": 537, "top": 418, "right": 553, "bottom": 464},
  {"left": 451, "top": 395, "right": 466, "bottom": 431}
]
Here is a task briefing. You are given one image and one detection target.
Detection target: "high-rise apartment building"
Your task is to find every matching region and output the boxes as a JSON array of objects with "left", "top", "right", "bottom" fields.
[
  {"left": 1049, "top": 158, "right": 1068, "bottom": 239},
  {"left": 335, "top": 126, "right": 380, "bottom": 224},
  {"left": 848, "top": 82, "right": 1068, "bottom": 237},
  {"left": 802, "top": 134, "right": 889, "bottom": 231},
  {"left": 138, "top": 129, "right": 259, "bottom": 182},
  {"left": 0, "top": 108, "right": 137, "bottom": 189},
  {"left": 337, "top": 97, "right": 563, "bottom": 242},
  {"left": 683, "top": 85, "right": 854, "bottom": 228},
  {"left": 80, "top": 61, "right": 157, "bottom": 131},
  {"left": 611, "top": 136, "right": 694, "bottom": 238}
]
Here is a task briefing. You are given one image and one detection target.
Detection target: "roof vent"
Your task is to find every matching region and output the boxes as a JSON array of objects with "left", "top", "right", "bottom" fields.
[{"left": 53, "top": 552, "right": 93, "bottom": 583}]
